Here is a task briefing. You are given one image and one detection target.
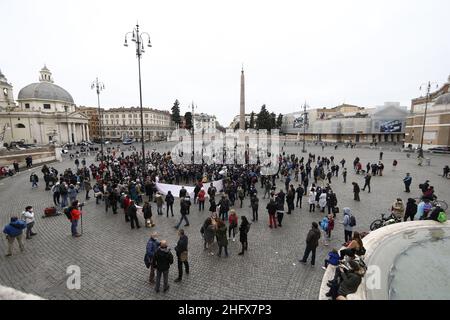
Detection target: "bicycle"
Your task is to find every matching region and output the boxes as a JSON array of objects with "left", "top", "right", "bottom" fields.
[{"left": 370, "top": 213, "right": 402, "bottom": 231}]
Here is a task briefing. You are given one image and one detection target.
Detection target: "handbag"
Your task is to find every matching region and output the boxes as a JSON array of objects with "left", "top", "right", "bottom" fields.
[
  {"left": 332, "top": 207, "right": 339, "bottom": 214},
  {"left": 180, "top": 251, "right": 188, "bottom": 262}
]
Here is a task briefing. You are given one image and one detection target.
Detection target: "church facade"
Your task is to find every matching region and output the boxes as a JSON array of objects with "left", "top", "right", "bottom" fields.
[{"left": 0, "top": 66, "right": 89, "bottom": 145}]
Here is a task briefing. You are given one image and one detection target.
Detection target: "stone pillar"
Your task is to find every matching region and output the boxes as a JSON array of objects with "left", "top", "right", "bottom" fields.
[
  {"left": 72, "top": 123, "right": 77, "bottom": 143},
  {"left": 68, "top": 122, "right": 72, "bottom": 144},
  {"left": 239, "top": 67, "right": 245, "bottom": 130},
  {"left": 86, "top": 124, "right": 90, "bottom": 141}
]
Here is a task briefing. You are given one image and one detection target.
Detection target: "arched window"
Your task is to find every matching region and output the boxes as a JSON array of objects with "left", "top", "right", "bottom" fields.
[{"left": 15, "top": 123, "right": 26, "bottom": 128}]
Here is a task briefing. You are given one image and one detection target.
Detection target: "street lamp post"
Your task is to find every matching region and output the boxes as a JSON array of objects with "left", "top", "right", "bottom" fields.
[
  {"left": 124, "top": 23, "right": 152, "bottom": 176},
  {"left": 91, "top": 77, "right": 105, "bottom": 161},
  {"left": 418, "top": 81, "right": 438, "bottom": 158},
  {"left": 302, "top": 102, "right": 309, "bottom": 153},
  {"left": 190, "top": 102, "right": 197, "bottom": 165}
]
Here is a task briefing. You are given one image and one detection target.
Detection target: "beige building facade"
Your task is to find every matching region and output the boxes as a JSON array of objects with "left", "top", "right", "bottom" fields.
[{"left": 405, "top": 76, "right": 450, "bottom": 149}]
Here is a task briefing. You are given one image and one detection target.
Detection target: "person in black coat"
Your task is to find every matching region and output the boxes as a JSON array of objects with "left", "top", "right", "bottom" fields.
[
  {"left": 276, "top": 190, "right": 285, "bottom": 227},
  {"left": 296, "top": 184, "right": 304, "bottom": 208},
  {"left": 165, "top": 191, "right": 174, "bottom": 217},
  {"left": 127, "top": 200, "right": 140, "bottom": 229},
  {"left": 404, "top": 198, "right": 417, "bottom": 221},
  {"left": 143, "top": 201, "right": 154, "bottom": 227},
  {"left": 299, "top": 222, "right": 321, "bottom": 266},
  {"left": 174, "top": 229, "right": 189, "bottom": 282},
  {"left": 238, "top": 216, "right": 250, "bottom": 255},
  {"left": 352, "top": 182, "right": 360, "bottom": 201},
  {"left": 153, "top": 240, "right": 174, "bottom": 293}
]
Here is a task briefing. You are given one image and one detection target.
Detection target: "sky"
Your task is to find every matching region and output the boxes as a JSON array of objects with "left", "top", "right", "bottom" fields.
[{"left": 1, "top": 0, "right": 450, "bottom": 126}]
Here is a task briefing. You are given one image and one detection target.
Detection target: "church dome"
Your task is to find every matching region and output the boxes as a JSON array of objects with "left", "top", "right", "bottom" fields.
[
  {"left": 434, "top": 92, "right": 450, "bottom": 106},
  {"left": 17, "top": 66, "right": 74, "bottom": 104}
]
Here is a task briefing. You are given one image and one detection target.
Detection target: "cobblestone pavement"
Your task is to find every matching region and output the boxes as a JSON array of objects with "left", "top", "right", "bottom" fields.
[{"left": 0, "top": 142, "right": 449, "bottom": 300}]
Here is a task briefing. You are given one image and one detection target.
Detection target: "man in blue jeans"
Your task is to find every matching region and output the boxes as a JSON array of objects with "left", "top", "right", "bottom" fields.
[{"left": 175, "top": 197, "right": 190, "bottom": 229}]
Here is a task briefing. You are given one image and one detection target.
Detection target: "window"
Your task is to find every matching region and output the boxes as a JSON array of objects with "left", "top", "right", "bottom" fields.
[
  {"left": 25, "top": 103, "right": 30, "bottom": 109},
  {"left": 145, "top": 114, "right": 148, "bottom": 118},
  {"left": 43, "top": 104, "right": 51, "bottom": 109},
  {"left": 15, "top": 123, "right": 26, "bottom": 128}
]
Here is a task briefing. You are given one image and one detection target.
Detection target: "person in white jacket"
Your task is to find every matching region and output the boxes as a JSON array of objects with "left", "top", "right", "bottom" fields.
[
  {"left": 21, "top": 206, "right": 36, "bottom": 240},
  {"left": 308, "top": 188, "right": 316, "bottom": 212},
  {"left": 319, "top": 191, "right": 327, "bottom": 212}
]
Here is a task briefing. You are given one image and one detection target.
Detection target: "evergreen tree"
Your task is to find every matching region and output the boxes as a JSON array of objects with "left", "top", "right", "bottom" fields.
[
  {"left": 171, "top": 99, "right": 181, "bottom": 125},
  {"left": 249, "top": 111, "right": 255, "bottom": 129},
  {"left": 256, "top": 105, "right": 271, "bottom": 130},
  {"left": 270, "top": 112, "right": 277, "bottom": 130},
  {"left": 276, "top": 113, "right": 283, "bottom": 129},
  {"left": 184, "top": 112, "right": 193, "bottom": 130}
]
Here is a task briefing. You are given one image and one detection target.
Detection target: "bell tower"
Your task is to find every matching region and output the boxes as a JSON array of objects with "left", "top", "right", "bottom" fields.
[
  {"left": 39, "top": 65, "right": 54, "bottom": 83},
  {"left": 0, "top": 69, "right": 15, "bottom": 110}
]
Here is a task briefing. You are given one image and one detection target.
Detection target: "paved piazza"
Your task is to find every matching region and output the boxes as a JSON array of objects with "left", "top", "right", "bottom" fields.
[{"left": 0, "top": 142, "right": 449, "bottom": 300}]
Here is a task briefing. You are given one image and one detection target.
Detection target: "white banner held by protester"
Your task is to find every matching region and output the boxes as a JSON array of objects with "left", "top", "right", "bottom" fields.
[{"left": 155, "top": 179, "right": 223, "bottom": 198}]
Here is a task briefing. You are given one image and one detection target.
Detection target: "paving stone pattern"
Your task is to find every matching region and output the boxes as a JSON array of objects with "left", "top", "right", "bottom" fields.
[{"left": 0, "top": 143, "right": 449, "bottom": 300}]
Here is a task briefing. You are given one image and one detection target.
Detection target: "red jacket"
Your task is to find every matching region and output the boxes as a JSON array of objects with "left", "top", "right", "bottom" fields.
[
  {"left": 198, "top": 190, "right": 206, "bottom": 201},
  {"left": 229, "top": 214, "right": 238, "bottom": 226},
  {"left": 123, "top": 197, "right": 131, "bottom": 210},
  {"left": 71, "top": 209, "right": 81, "bottom": 221}
]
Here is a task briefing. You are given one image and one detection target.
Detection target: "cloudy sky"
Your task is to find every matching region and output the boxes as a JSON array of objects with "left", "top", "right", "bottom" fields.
[{"left": 2, "top": 0, "right": 450, "bottom": 126}]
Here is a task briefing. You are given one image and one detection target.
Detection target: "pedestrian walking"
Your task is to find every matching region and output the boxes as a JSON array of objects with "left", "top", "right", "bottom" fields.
[
  {"left": 238, "top": 216, "right": 250, "bottom": 255},
  {"left": 216, "top": 220, "right": 229, "bottom": 257},
  {"left": 342, "top": 207, "right": 354, "bottom": 243},
  {"left": 145, "top": 232, "right": 160, "bottom": 284},
  {"left": 21, "top": 206, "right": 37, "bottom": 240},
  {"left": 228, "top": 209, "right": 238, "bottom": 240},
  {"left": 308, "top": 187, "right": 316, "bottom": 212},
  {"left": 153, "top": 240, "right": 174, "bottom": 293},
  {"left": 352, "top": 182, "right": 360, "bottom": 201},
  {"left": 30, "top": 173, "right": 39, "bottom": 188},
  {"left": 342, "top": 168, "right": 347, "bottom": 183},
  {"left": 250, "top": 194, "right": 259, "bottom": 221},
  {"left": 403, "top": 173, "right": 412, "bottom": 193},
  {"left": 299, "top": 222, "right": 321, "bottom": 266},
  {"left": 174, "top": 229, "right": 189, "bottom": 282},
  {"left": 128, "top": 200, "right": 141, "bottom": 229},
  {"left": 198, "top": 188, "right": 206, "bottom": 211},
  {"left": 362, "top": 173, "right": 371, "bottom": 193},
  {"left": 165, "top": 191, "right": 174, "bottom": 217},
  {"left": 3, "top": 217, "right": 26, "bottom": 257},
  {"left": 68, "top": 200, "right": 82, "bottom": 237},
  {"left": 175, "top": 197, "right": 191, "bottom": 229},
  {"left": 296, "top": 184, "right": 304, "bottom": 208},
  {"left": 52, "top": 182, "right": 61, "bottom": 206}
]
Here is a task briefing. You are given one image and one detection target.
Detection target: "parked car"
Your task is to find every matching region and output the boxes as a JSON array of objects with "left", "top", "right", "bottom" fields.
[
  {"left": 428, "top": 147, "right": 450, "bottom": 154},
  {"left": 122, "top": 138, "right": 133, "bottom": 145}
]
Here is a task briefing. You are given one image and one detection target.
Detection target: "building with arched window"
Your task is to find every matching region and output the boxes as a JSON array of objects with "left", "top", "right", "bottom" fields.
[{"left": 0, "top": 66, "right": 89, "bottom": 145}]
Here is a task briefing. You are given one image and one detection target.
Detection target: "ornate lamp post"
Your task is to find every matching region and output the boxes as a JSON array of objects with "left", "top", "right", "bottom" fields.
[
  {"left": 418, "top": 81, "right": 438, "bottom": 158},
  {"left": 301, "top": 102, "right": 309, "bottom": 153},
  {"left": 124, "top": 23, "right": 152, "bottom": 176},
  {"left": 91, "top": 77, "right": 105, "bottom": 161}
]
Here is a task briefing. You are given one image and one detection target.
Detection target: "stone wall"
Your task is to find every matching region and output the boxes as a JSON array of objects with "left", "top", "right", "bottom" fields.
[{"left": 0, "top": 147, "right": 60, "bottom": 168}]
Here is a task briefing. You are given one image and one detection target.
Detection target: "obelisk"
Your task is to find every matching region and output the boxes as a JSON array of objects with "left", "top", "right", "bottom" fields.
[{"left": 239, "top": 66, "right": 245, "bottom": 130}]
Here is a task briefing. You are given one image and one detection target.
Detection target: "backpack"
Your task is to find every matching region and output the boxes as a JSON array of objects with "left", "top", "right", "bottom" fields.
[
  {"left": 437, "top": 211, "right": 447, "bottom": 223},
  {"left": 320, "top": 217, "right": 329, "bottom": 231},
  {"left": 63, "top": 207, "right": 73, "bottom": 220},
  {"left": 246, "top": 223, "right": 251, "bottom": 234},
  {"left": 349, "top": 215, "right": 356, "bottom": 227}
]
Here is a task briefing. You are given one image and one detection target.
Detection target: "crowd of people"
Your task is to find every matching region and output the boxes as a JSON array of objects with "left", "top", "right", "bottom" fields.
[{"left": 2, "top": 143, "right": 448, "bottom": 299}]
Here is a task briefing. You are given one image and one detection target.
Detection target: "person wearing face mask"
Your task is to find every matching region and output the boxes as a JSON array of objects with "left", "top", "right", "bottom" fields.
[{"left": 21, "top": 206, "right": 37, "bottom": 240}]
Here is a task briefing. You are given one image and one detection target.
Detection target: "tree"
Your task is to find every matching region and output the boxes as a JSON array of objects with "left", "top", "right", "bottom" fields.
[
  {"left": 171, "top": 99, "right": 181, "bottom": 125},
  {"left": 249, "top": 111, "right": 255, "bottom": 129},
  {"left": 184, "top": 112, "right": 192, "bottom": 130},
  {"left": 276, "top": 113, "right": 283, "bottom": 129},
  {"left": 256, "top": 105, "right": 271, "bottom": 130},
  {"left": 270, "top": 112, "right": 277, "bottom": 130}
]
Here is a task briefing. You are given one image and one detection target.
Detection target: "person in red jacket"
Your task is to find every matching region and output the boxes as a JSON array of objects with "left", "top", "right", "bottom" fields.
[
  {"left": 70, "top": 200, "right": 82, "bottom": 237},
  {"left": 228, "top": 209, "right": 239, "bottom": 241},
  {"left": 198, "top": 188, "right": 206, "bottom": 211},
  {"left": 123, "top": 194, "right": 131, "bottom": 222}
]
